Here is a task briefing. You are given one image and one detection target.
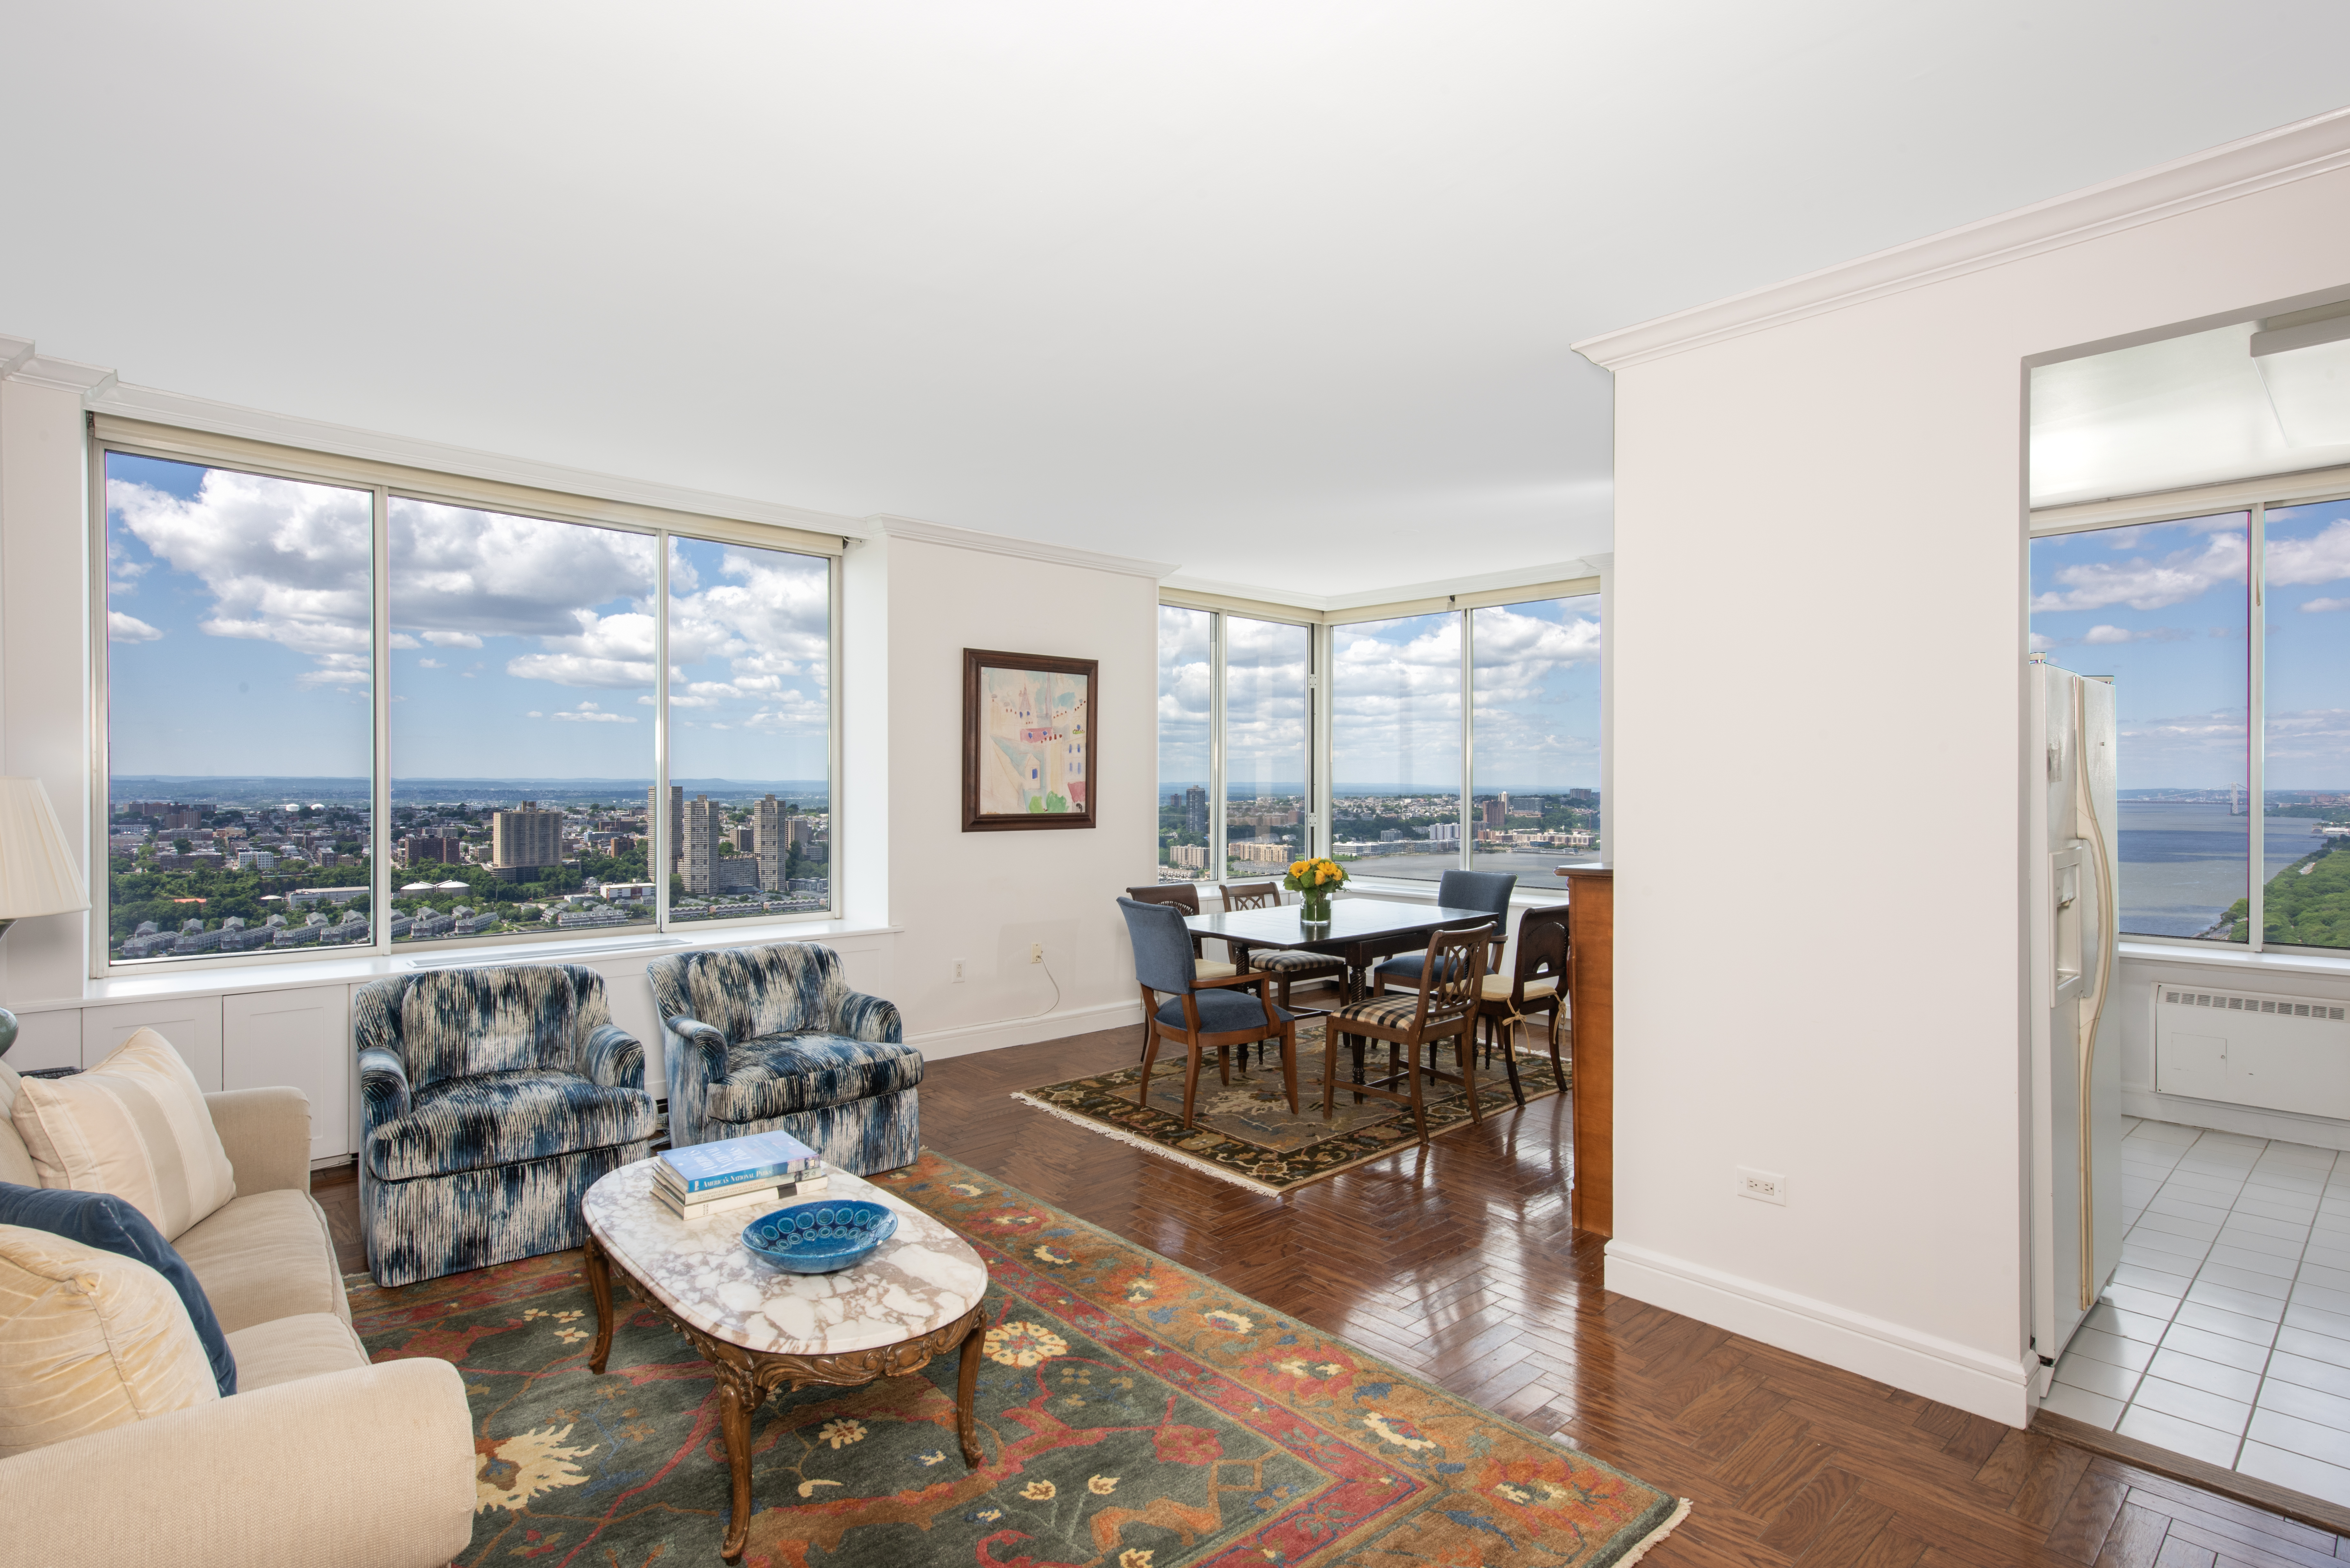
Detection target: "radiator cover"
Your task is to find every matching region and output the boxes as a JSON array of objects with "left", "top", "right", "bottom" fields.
[{"left": 2154, "top": 982, "right": 2350, "bottom": 1120}]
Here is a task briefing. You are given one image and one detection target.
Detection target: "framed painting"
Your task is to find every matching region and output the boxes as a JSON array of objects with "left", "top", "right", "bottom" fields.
[{"left": 962, "top": 648, "right": 1097, "bottom": 832}]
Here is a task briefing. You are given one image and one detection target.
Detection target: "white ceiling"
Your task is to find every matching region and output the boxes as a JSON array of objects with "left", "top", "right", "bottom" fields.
[{"left": 9, "top": 3, "right": 2350, "bottom": 594}]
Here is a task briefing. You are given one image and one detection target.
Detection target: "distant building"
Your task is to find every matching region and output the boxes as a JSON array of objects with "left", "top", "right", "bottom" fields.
[
  {"left": 754, "top": 794, "right": 787, "bottom": 892},
  {"left": 235, "top": 849, "right": 276, "bottom": 871},
  {"left": 1171, "top": 844, "right": 1207, "bottom": 870},
  {"left": 491, "top": 801, "right": 563, "bottom": 872},
  {"left": 684, "top": 795, "right": 720, "bottom": 894},
  {"left": 287, "top": 886, "right": 368, "bottom": 907},
  {"left": 401, "top": 834, "right": 463, "bottom": 867},
  {"left": 648, "top": 784, "right": 684, "bottom": 871},
  {"left": 1231, "top": 841, "right": 1292, "bottom": 865},
  {"left": 600, "top": 881, "right": 655, "bottom": 903},
  {"left": 1425, "top": 822, "right": 1460, "bottom": 844},
  {"left": 1185, "top": 785, "right": 1207, "bottom": 833},
  {"left": 1477, "top": 797, "right": 1506, "bottom": 828}
]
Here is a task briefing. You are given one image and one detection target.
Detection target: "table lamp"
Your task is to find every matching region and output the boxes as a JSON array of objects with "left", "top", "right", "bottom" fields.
[{"left": 0, "top": 777, "right": 89, "bottom": 1058}]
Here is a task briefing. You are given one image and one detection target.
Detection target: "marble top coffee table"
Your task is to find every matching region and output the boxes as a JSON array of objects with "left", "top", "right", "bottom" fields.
[{"left": 581, "top": 1158, "right": 991, "bottom": 1563}]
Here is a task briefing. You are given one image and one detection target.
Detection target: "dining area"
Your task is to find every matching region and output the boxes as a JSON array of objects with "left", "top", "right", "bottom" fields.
[{"left": 1058, "top": 863, "right": 1612, "bottom": 1223}]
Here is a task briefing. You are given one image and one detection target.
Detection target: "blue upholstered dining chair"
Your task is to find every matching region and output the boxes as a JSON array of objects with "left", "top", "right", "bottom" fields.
[
  {"left": 354, "top": 965, "right": 657, "bottom": 1287},
  {"left": 1375, "top": 869, "right": 1517, "bottom": 994},
  {"left": 1118, "top": 896, "right": 1300, "bottom": 1128},
  {"left": 646, "top": 943, "right": 920, "bottom": 1174}
]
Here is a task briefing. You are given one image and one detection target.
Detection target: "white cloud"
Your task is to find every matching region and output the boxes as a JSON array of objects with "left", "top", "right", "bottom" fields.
[
  {"left": 2267, "top": 519, "right": 2350, "bottom": 588},
  {"left": 417, "top": 657, "right": 445, "bottom": 668},
  {"left": 2302, "top": 597, "right": 2350, "bottom": 614},
  {"left": 551, "top": 700, "right": 634, "bottom": 724},
  {"left": 421, "top": 630, "right": 483, "bottom": 648},
  {"left": 110, "top": 470, "right": 372, "bottom": 685},
  {"left": 2031, "top": 529, "right": 2246, "bottom": 613},
  {"left": 2084, "top": 625, "right": 2136, "bottom": 644},
  {"left": 526, "top": 710, "right": 543, "bottom": 719},
  {"left": 389, "top": 633, "right": 421, "bottom": 649},
  {"left": 108, "top": 611, "right": 164, "bottom": 643}
]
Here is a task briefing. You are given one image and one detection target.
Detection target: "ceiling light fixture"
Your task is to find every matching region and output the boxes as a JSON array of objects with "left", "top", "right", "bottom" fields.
[{"left": 2251, "top": 300, "right": 2350, "bottom": 447}]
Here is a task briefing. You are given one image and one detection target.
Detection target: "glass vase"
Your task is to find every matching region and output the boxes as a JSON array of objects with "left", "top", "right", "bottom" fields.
[{"left": 1300, "top": 888, "right": 1333, "bottom": 924}]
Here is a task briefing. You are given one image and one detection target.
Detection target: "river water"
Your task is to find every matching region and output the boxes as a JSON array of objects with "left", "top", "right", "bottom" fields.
[{"left": 2118, "top": 801, "right": 2327, "bottom": 938}]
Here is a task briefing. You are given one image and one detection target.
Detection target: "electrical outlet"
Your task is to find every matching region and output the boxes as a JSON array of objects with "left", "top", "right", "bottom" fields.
[
  {"left": 1736, "top": 1167, "right": 1787, "bottom": 1206},
  {"left": 951, "top": 959, "right": 967, "bottom": 983},
  {"left": 1030, "top": 943, "right": 1044, "bottom": 964}
]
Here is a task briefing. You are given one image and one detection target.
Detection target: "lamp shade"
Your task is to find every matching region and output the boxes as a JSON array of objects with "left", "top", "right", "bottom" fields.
[{"left": 0, "top": 778, "right": 88, "bottom": 920}]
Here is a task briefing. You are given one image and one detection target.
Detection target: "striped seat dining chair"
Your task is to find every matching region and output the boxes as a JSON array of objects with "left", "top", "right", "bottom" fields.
[
  {"left": 1471, "top": 903, "right": 1571, "bottom": 1107},
  {"left": 1322, "top": 922, "right": 1495, "bottom": 1145},
  {"left": 1116, "top": 897, "right": 1300, "bottom": 1128},
  {"left": 1218, "top": 879, "right": 1346, "bottom": 1068}
]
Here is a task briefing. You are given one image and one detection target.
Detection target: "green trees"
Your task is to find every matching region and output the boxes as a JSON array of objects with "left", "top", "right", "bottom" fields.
[{"left": 2222, "top": 848, "right": 2350, "bottom": 947}]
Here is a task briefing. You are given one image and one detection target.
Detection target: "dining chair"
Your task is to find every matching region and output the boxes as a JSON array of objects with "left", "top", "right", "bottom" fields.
[
  {"left": 1374, "top": 869, "right": 1516, "bottom": 995},
  {"left": 1123, "top": 883, "right": 1237, "bottom": 981},
  {"left": 1322, "top": 923, "right": 1493, "bottom": 1144},
  {"left": 1471, "top": 904, "right": 1570, "bottom": 1107},
  {"left": 1217, "top": 877, "right": 1347, "bottom": 1014},
  {"left": 1117, "top": 897, "right": 1300, "bottom": 1128}
]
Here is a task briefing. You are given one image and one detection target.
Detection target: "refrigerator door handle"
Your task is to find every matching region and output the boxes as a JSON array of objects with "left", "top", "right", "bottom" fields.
[{"left": 2072, "top": 680, "right": 2118, "bottom": 1311}]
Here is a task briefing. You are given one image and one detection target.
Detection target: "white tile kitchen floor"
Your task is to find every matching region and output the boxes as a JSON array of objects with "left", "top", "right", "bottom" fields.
[{"left": 2044, "top": 1115, "right": 2350, "bottom": 1508}]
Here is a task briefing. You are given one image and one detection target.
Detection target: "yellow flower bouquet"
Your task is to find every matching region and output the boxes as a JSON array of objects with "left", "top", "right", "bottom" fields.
[{"left": 1283, "top": 857, "right": 1346, "bottom": 923}]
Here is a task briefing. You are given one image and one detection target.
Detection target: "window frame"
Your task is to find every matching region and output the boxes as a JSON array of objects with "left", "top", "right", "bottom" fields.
[
  {"left": 86, "top": 418, "right": 846, "bottom": 977},
  {"left": 2030, "top": 466, "right": 2350, "bottom": 959},
  {"left": 1162, "top": 577, "right": 1602, "bottom": 897}
]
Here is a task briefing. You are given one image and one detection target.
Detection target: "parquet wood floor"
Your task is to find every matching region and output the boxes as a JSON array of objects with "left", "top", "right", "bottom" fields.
[{"left": 315, "top": 1020, "right": 2350, "bottom": 1566}]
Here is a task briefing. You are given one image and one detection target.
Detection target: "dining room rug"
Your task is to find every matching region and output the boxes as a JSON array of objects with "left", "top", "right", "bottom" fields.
[
  {"left": 350, "top": 1149, "right": 1680, "bottom": 1568},
  {"left": 1012, "top": 1017, "right": 1567, "bottom": 1194}
]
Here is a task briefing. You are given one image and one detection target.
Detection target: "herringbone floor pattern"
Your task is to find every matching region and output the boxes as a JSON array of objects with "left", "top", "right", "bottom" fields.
[{"left": 318, "top": 1018, "right": 2350, "bottom": 1566}]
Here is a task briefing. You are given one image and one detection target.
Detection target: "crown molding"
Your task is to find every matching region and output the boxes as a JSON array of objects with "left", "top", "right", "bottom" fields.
[
  {"left": 869, "top": 514, "right": 1179, "bottom": 580},
  {"left": 1574, "top": 106, "right": 2350, "bottom": 372},
  {"left": 1, "top": 337, "right": 117, "bottom": 396},
  {"left": 1163, "top": 558, "right": 1604, "bottom": 614}
]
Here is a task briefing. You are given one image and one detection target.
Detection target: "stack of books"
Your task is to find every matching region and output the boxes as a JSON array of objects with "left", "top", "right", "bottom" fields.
[{"left": 653, "top": 1128, "right": 827, "bottom": 1222}]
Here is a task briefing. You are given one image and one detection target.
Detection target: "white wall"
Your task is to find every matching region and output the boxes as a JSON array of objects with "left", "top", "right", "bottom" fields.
[
  {"left": 1599, "top": 159, "right": 2350, "bottom": 1423},
  {"left": 881, "top": 534, "right": 1153, "bottom": 1055}
]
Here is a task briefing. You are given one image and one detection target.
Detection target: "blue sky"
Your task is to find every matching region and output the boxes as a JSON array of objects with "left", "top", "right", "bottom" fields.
[
  {"left": 106, "top": 454, "right": 830, "bottom": 783},
  {"left": 1156, "top": 595, "right": 1602, "bottom": 795},
  {"left": 2029, "top": 504, "right": 2350, "bottom": 790}
]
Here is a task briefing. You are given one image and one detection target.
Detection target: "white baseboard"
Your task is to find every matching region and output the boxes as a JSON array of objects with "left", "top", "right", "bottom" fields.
[
  {"left": 1603, "top": 1240, "right": 2034, "bottom": 1425},
  {"left": 2124, "top": 1088, "right": 2350, "bottom": 1150},
  {"left": 908, "top": 998, "right": 1144, "bottom": 1062}
]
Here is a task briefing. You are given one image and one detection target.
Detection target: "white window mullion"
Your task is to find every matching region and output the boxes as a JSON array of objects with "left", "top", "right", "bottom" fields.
[
  {"left": 654, "top": 531, "right": 672, "bottom": 931},
  {"left": 1458, "top": 606, "right": 1474, "bottom": 871},
  {"left": 371, "top": 484, "right": 392, "bottom": 955},
  {"left": 2249, "top": 501, "right": 2267, "bottom": 953},
  {"left": 1209, "top": 612, "right": 1227, "bottom": 883}
]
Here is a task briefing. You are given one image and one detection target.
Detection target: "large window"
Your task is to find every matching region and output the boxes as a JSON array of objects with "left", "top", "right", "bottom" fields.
[
  {"left": 1158, "top": 589, "right": 1602, "bottom": 892},
  {"left": 98, "top": 436, "right": 840, "bottom": 968},
  {"left": 2031, "top": 494, "right": 2350, "bottom": 952}
]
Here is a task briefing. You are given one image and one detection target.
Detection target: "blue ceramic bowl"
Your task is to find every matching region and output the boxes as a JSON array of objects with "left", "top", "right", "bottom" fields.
[{"left": 741, "top": 1199, "right": 900, "bottom": 1274}]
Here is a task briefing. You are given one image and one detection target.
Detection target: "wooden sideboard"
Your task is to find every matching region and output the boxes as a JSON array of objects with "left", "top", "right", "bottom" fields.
[{"left": 1561, "top": 866, "right": 1612, "bottom": 1238}]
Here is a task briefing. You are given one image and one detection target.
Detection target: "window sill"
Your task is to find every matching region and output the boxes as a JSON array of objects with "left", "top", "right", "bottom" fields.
[
  {"left": 18, "top": 916, "right": 904, "bottom": 1013},
  {"left": 2118, "top": 939, "right": 2350, "bottom": 981}
]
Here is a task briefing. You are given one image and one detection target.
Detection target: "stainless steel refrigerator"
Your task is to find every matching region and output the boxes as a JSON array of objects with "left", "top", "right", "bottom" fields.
[{"left": 2028, "top": 659, "right": 2122, "bottom": 1393}]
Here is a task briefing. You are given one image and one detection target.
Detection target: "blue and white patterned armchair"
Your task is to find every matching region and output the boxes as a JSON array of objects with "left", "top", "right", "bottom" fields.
[
  {"left": 646, "top": 943, "right": 920, "bottom": 1174},
  {"left": 354, "top": 965, "right": 657, "bottom": 1287}
]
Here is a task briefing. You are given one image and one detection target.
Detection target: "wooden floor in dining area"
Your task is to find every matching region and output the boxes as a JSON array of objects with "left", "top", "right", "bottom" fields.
[{"left": 316, "top": 1020, "right": 2350, "bottom": 1568}]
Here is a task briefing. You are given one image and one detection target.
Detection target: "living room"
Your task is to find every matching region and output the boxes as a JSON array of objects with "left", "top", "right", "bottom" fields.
[{"left": 13, "top": 9, "right": 2350, "bottom": 1567}]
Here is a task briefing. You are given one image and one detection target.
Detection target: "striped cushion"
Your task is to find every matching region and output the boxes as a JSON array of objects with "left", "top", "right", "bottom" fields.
[
  {"left": 1481, "top": 974, "right": 1559, "bottom": 1001},
  {"left": 1331, "top": 994, "right": 1430, "bottom": 1030},
  {"left": 0, "top": 1222, "right": 219, "bottom": 1458},
  {"left": 1253, "top": 950, "right": 1344, "bottom": 973},
  {"left": 11, "top": 1029, "right": 236, "bottom": 1242}
]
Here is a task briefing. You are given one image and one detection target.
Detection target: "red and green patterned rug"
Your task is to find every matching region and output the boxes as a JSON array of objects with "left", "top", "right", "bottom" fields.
[{"left": 351, "top": 1150, "right": 1683, "bottom": 1567}]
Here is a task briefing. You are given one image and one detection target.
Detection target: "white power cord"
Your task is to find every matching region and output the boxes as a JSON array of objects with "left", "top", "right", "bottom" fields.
[{"left": 1028, "top": 954, "right": 1063, "bottom": 1021}]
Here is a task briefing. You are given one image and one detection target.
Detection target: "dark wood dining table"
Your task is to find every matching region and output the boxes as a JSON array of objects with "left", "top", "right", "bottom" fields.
[{"left": 1182, "top": 896, "right": 1500, "bottom": 1004}]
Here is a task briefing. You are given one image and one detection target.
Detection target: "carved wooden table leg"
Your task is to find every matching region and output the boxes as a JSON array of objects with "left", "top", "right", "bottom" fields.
[
  {"left": 954, "top": 1305, "right": 989, "bottom": 1468},
  {"left": 715, "top": 1356, "right": 766, "bottom": 1564},
  {"left": 583, "top": 1231, "right": 616, "bottom": 1374}
]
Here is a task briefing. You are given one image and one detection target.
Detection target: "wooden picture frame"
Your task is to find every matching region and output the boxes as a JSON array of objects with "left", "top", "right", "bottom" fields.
[{"left": 961, "top": 648, "right": 1098, "bottom": 832}]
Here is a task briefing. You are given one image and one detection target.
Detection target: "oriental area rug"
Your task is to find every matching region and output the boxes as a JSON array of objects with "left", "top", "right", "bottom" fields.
[
  {"left": 351, "top": 1150, "right": 1681, "bottom": 1568},
  {"left": 1013, "top": 1018, "right": 1568, "bottom": 1193}
]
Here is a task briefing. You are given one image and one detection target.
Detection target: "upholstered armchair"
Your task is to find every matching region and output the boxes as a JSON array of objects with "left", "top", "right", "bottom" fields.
[
  {"left": 355, "top": 965, "right": 657, "bottom": 1287},
  {"left": 647, "top": 942, "right": 921, "bottom": 1174}
]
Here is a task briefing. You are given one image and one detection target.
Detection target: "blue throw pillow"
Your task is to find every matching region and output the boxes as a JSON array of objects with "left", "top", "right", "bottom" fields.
[{"left": 0, "top": 1181, "right": 236, "bottom": 1396}]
